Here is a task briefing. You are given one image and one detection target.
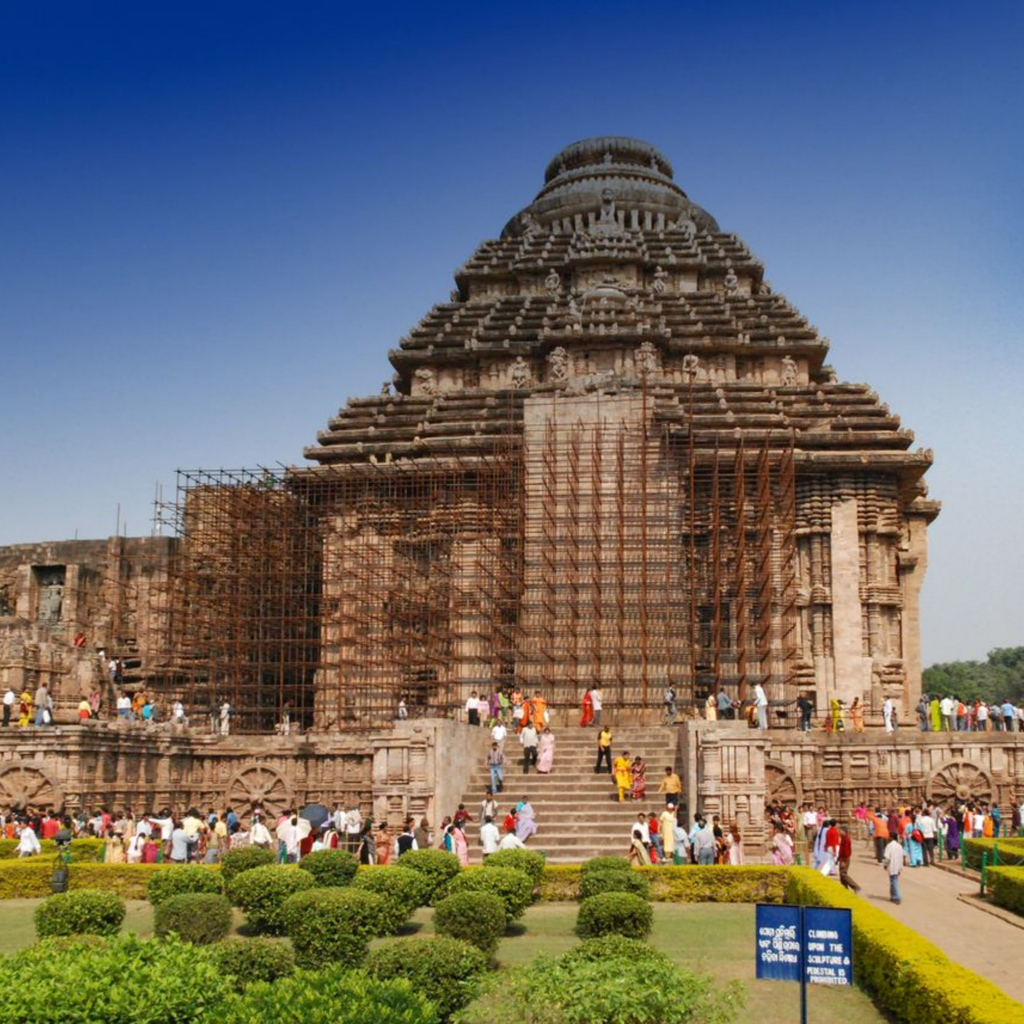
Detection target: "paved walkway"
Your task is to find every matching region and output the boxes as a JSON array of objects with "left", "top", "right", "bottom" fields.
[{"left": 846, "top": 847, "right": 1024, "bottom": 1003}]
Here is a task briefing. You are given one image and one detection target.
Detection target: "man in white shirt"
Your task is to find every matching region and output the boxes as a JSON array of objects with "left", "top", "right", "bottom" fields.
[
  {"left": 491, "top": 721, "right": 507, "bottom": 750},
  {"left": 172, "top": 701, "right": 186, "bottom": 726},
  {"left": 939, "top": 696, "right": 953, "bottom": 731},
  {"left": 345, "top": 806, "right": 363, "bottom": 853},
  {"left": 591, "top": 687, "right": 603, "bottom": 726},
  {"left": 480, "top": 816, "right": 500, "bottom": 859},
  {"left": 2, "top": 688, "right": 15, "bottom": 727},
  {"left": 465, "top": 692, "right": 481, "bottom": 726},
  {"left": 754, "top": 683, "right": 768, "bottom": 730},
  {"left": 250, "top": 815, "right": 273, "bottom": 849},
  {"left": 917, "top": 810, "right": 936, "bottom": 865},
  {"left": 520, "top": 723, "right": 539, "bottom": 773},
  {"left": 883, "top": 697, "right": 896, "bottom": 733},
  {"left": 116, "top": 694, "right": 131, "bottom": 720},
  {"left": 277, "top": 814, "right": 302, "bottom": 863},
  {"left": 16, "top": 823, "right": 41, "bottom": 857},
  {"left": 498, "top": 829, "right": 526, "bottom": 851},
  {"left": 882, "top": 833, "right": 905, "bottom": 903},
  {"left": 633, "top": 812, "right": 650, "bottom": 845}
]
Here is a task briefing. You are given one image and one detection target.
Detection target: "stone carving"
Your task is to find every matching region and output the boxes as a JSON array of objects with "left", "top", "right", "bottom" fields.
[
  {"left": 681, "top": 354, "right": 705, "bottom": 382},
  {"left": 765, "top": 762, "right": 801, "bottom": 807},
  {"left": 414, "top": 367, "right": 437, "bottom": 396},
  {"left": 926, "top": 760, "right": 993, "bottom": 805},
  {"left": 592, "top": 188, "right": 622, "bottom": 235},
  {"left": 564, "top": 370, "right": 618, "bottom": 396},
  {"left": 566, "top": 295, "right": 583, "bottom": 332},
  {"left": 650, "top": 266, "right": 668, "bottom": 296},
  {"left": 0, "top": 761, "right": 62, "bottom": 810},
  {"left": 509, "top": 356, "right": 533, "bottom": 389},
  {"left": 380, "top": 381, "right": 392, "bottom": 397},
  {"left": 724, "top": 267, "right": 739, "bottom": 295},
  {"left": 544, "top": 269, "right": 561, "bottom": 295},
  {"left": 519, "top": 210, "right": 543, "bottom": 237},
  {"left": 547, "top": 346, "right": 570, "bottom": 385},
  {"left": 634, "top": 341, "right": 661, "bottom": 376},
  {"left": 780, "top": 355, "right": 798, "bottom": 386},
  {"left": 226, "top": 763, "right": 292, "bottom": 816}
]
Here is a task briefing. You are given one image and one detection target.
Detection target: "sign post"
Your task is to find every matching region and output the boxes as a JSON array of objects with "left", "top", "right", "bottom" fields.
[{"left": 756, "top": 904, "right": 853, "bottom": 1022}]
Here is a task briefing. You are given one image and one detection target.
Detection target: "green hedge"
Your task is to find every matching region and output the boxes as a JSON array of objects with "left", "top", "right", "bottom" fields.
[
  {"left": 786, "top": 867, "right": 1024, "bottom": 1024},
  {"left": 154, "top": 893, "right": 232, "bottom": 945},
  {"left": 578, "top": 868, "right": 651, "bottom": 901},
  {"left": 297, "top": 848, "right": 359, "bottom": 887},
  {"left": 0, "top": 838, "right": 106, "bottom": 862},
  {"left": 35, "top": 889, "right": 126, "bottom": 938},
  {"left": 987, "top": 866, "right": 1024, "bottom": 917},
  {"left": 396, "top": 848, "right": 461, "bottom": 904},
  {"left": 220, "top": 846, "right": 275, "bottom": 884},
  {"left": 559, "top": 934, "right": 671, "bottom": 969},
  {"left": 580, "top": 856, "right": 631, "bottom": 875},
  {"left": 0, "top": 860, "right": 221, "bottom": 899},
  {"left": 962, "top": 837, "right": 1024, "bottom": 871},
  {"left": 352, "top": 865, "right": 432, "bottom": 923},
  {"left": 434, "top": 891, "right": 506, "bottom": 955},
  {"left": 482, "top": 849, "right": 545, "bottom": 887},
  {"left": 212, "top": 937, "right": 296, "bottom": 991},
  {"left": 366, "top": 937, "right": 488, "bottom": 1021}
]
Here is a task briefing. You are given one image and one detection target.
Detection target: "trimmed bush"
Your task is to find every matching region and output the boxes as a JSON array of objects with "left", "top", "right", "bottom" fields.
[
  {"left": 0, "top": 837, "right": 106, "bottom": 862},
  {"left": 212, "top": 937, "right": 296, "bottom": 991},
  {"left": 366, "top": 937, "right": 488, "bottom": 1021},
  {"left": 0, "top": 860, "right": 221, "bottom": 900},
  {"left": 352, "top": 865, "right": 432, "bottom": 922},
  {"left": 397, "top": 847, "right": 461, "bottom": 903},
  {"left": 35, "top": 889, "right": 126, "bottom": 938},
  {"left": 637, "top": 865, "right": 788, "bottom": 904},
  {"left": 787, "top": 866, "right": 1024, "bottom": 1024},
  {"left": 282, "top": 887, "right": 383, "bottom": 968},
  {"left": 575, "top": 891, "right": 653, "bottom": 939},
  {"left": 146, "top": 864, "right": 223, "bottom": 905},
  {"left": 445, "top": 866, "right": 533, "bottom": 921},
  {"left": 578, "top": 868, "right": 651, "bottom": 901},
  {"left": 433, "top": 891, "right": 506, "bottom": 955},
  {"left": 962, "top": 837, "right": 1024, "bottom": 871},
  {"left": 154, "top": 892, "right": 232, "bottom": 944},
  {"left": 297, "top": 848, "right": 359, "bottom": 887},
  {"left": 988, "top": 866, "right": 1024, "bottom": 917},
  {"left": 226, "top": 865, "right": 316, "bottom": 935},
  {"left": 456, "top": 954, "right": 742, "bottom": 1024},
  {"left": 483, "top": 848, "right": 545, "bottom": 887},
  {"left": 559, "top": 934, "right": 671, "bottom": 969},
  {"left": 580, "top": 855, "right": 631, "bottom": 875},
  {"left": 225, "top": 965, "right": 439, "bottom": 1024},
  {"left": 538, "top": 864, "right": 581, "bottom": 901},
  {"left": 0, "top": 933, "right": 234, "bottom": 1023},
  {"left": 220, "top": 845, "right": 276, "bottom": 884}
]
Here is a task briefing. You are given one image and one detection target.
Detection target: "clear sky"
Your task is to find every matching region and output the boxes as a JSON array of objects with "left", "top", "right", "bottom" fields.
[{"left": 1, "top": 2, "right": 1021, "bottom": 665}]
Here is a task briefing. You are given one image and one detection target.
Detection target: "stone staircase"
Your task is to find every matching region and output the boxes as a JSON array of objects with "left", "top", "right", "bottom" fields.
[{"left": 458, "top": 726, "right": 682, "bottom": 864}]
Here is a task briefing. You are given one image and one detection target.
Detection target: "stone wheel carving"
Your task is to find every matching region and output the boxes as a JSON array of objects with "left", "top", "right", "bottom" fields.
[
  {"left": 765, "top": 762, "right": 802, "bottom": 807},
  {"left": 0, "top": 761, "right": 62, "bottom": 810},
  {"left": 226, "top": 764, "right": 291, "bottom": 816},
  {"left": 927, "top": 760, "right": 993, "bottom": 805}
]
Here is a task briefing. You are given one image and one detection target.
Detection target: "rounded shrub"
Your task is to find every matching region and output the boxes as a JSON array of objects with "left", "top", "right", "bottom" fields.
[
  {"left": 580, "top": 855, "right": 631, "bottom": 875},
  {"left": 226, "top": 864, "right": 317, "bottom": 935},
  {"left": 154, "top": 892, "right": 232, "bottom": 945},
  {"left": 213, "top": 937, "right": 296, "bottom": 991},
  {"left": 281, "top": 886, "right": 384, "bottom": 969},
  {"left": 575, "top": 891, "right": 653, "bottom": 940},
  {"left": 456, "top": 955, "right": 741, "bottom": 1024},
  {"left": 483, "top": 847, "right": 544, "bottom": 887},
  {"left": 352, "top": 865, "right": 431, "bottom": 921},
  {"left": 297, "top": 848, "right": 358, "bottom": 887},
  {"left": 446, "top": 867, "right": 533, "bottom": 921},
  {"left": 224, "top": 965, "right": 438, "bottom": 1024},
  {"left": 0, "top": 933, "right": 234, "bottom": 1023},
  {"left": 397, "top": 847, "right": 461, "bottom": 903},
  {"left": 220, "top": 845, "right": 276, "bottom": 884},
  {"left": 433, "top": 891, "right": 506, "bottom": 955},
  {"left": 366, "top": 937, "right": 488, "bottom": 1022},
  {"left": 578, "top": 867, "right": 651, "bottom": 901},
  {"left": 146, "top": 864, "right": 223, "bottom": 905},
  {"left": 559, "top": 934, "right": 670, "bottom": 969},
  {"left": 35, "top": 889, "right": 126, "bottom": 938}
]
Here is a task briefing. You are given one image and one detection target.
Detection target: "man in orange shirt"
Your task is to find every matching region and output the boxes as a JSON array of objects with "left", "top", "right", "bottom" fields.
[{"left": 870, "top": 808, "right": 890, "bottom": 863}]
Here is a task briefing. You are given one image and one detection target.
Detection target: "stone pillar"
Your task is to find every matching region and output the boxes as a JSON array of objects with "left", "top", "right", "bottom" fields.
[
  {"left": 899, "top": 513, "right": 930, "bottom": 708},
  {"left": 830, "top": 498, "right": 868, "bottom": 705}
]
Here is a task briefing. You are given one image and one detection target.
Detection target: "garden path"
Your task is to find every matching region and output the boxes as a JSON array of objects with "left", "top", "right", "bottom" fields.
[{"left": 849, "top": 847, "right": 1024, "bottom": 1003}]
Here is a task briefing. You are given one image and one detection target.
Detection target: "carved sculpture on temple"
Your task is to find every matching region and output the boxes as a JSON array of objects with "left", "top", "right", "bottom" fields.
[
  {"left": 547, "top": 346, "right": 570, "bottom": 385},
  {"left": 635, "top": 341, "right": 661, "bottom": 377},
  {"left": 509, "top": 356, "right": 533, "bottom": 389},
  {"left": 780, "top": 355, "right": 798, "bottom": 386},
  {"left": 544, "top": 269, "right": 561, "bottom": 296},
  {"left": 681, "top": 353, "right": 705, "bottom": 381},
  {"left": 414, "top": 367, "right": 437, "bottom": 396},
  {"left": 650, "top": 266, "right": 668, "bottom": 296},
  {"left": 724, "top": 267, "right": 740, "bottom": 295}
]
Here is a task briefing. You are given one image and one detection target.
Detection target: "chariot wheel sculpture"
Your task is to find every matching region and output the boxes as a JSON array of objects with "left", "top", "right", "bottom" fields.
[
  {"left": 0, "top": 761, "right": 63, "bottom": 811},
  {"left": 926, "top": 760, "right": 993, "bottom": 805},
  {"left": 225, "top": 764, "right": 292, "bottom": 816},
  {"left": 765, "top": 762, "right": 802, "bottom": 808}
]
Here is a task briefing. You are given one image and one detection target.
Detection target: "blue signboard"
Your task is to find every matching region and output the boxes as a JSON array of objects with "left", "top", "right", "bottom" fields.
[
  {"left": 756, "top": 904, "right": 853, "bottom": 986},
  {"left": 801, "top": 906, "right": 853, "bottom": 987},
  {"left": 755, "top": 904, "right": 801, "bottom": 981}
]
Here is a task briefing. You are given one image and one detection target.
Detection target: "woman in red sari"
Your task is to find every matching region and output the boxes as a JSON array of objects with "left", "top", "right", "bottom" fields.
[
  {"left": 579, "top": 688, "right": 594, "bottom": 727},
  {"left": 630, "top": 756, "right": 647, "bottom": 801}
]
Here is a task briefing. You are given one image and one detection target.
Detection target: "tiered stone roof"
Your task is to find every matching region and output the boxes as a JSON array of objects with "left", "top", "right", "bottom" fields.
[{"left": 305, "top": 137, "right": 935, "bottom": 514}]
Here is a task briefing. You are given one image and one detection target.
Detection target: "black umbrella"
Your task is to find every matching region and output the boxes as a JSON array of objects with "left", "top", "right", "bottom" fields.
[{"left": 300, "top": 803, "right": 330, "bottom": 829}]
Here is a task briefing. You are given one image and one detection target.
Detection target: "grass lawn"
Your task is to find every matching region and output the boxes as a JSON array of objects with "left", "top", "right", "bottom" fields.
[{"left": 0, "top": 900, "right": 884, "bottom": 1024}]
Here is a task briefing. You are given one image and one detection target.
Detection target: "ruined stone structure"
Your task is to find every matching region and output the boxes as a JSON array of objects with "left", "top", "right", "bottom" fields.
[{"left": 2, "top": 137, "right": 1005, "bottom": 851}]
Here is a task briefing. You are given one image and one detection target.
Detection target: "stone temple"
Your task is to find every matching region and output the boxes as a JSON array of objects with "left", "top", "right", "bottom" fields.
[{"left": 1, "top": 137, "right": 1019, "bottom": 857}]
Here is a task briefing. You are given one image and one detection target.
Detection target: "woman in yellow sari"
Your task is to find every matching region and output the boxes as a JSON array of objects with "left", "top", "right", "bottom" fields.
[
  {"left": 829, "top": 698, "right": 845, "bottom": 732},
  {"left": 613, "top": 751, "right": 633, "bottom": 803},
  {"left": 17, "top": 692, "right": 32, "bottom": 728}
]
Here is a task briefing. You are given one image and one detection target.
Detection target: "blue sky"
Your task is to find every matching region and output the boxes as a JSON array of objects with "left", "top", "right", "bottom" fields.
[{"left": 1, "top": 2, "right": 1021, "bottom": 664}]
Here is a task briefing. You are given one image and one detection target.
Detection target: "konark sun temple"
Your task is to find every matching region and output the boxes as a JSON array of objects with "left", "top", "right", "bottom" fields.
[{"left": 2, "top": 137, "right": 1018, "bottom": 859}]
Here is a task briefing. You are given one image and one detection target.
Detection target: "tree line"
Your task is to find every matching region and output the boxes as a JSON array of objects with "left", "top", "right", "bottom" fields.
[{"left": 923, "top": 647, "right": 1024, "bottom": 704}]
